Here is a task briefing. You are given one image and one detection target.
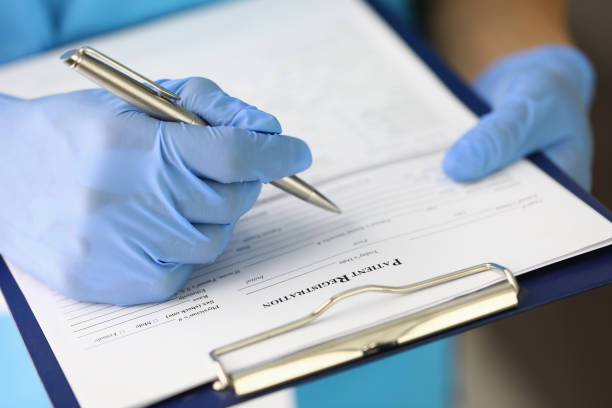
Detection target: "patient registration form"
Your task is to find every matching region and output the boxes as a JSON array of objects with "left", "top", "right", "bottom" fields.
[{"left": 1, "top": 0, "right": 611, "bottom": 407}]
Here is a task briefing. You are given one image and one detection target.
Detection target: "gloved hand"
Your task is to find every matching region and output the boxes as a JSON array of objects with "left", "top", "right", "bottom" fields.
[
  {"left": 443, "top": 45, "right": 595, "bottom": 190},
  {"left": 0, "top": 77, "right": 311, "bottom": 305}
]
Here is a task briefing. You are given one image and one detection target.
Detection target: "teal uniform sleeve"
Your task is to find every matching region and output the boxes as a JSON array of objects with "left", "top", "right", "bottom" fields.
[
  {"left": 0, "top": 314, "right": 51, "bottom": 407},
  {"left": 0, "top": 0, "right": 55, "bottom": 64},
  {"left": 0, "top": 0, "right": 220, "bottom": 64},
  {"left": 296, "top": 340, "right": 454, "bottom": 408},
  {"left": 55, "top": 0, "right": 220, "bottom": 46}
]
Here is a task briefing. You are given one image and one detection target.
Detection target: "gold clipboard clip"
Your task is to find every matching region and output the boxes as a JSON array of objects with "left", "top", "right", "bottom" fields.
[{"left": 210, "top": 263, "right": 519, "bottom": 396}]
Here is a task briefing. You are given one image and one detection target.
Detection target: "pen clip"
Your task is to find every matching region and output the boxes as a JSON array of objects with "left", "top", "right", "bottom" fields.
[{"left": 79, "top": 47, "right": 180, "bottom": 102}]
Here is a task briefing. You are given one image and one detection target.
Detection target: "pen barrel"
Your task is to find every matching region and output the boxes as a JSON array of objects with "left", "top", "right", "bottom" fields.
[{"left": 62, "top": 50, "right": 208, "bottom": 126}]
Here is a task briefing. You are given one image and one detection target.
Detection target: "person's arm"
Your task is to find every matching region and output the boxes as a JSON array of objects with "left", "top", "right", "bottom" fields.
[
  {"left": 426, "top": 0, "right": 571, "bottom": 79},
  {"left": 424, "top": 0, "right": 595, "bottom": 191}
]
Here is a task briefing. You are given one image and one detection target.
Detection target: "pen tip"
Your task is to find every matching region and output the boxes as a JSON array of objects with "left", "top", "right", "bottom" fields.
[{"left": 309, "top": 192, "right": 342, "bottom": 214}]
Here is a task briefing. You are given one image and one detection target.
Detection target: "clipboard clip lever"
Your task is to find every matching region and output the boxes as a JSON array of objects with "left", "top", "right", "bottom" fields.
[{"left": 209, "top": 263, "right": 519, "bottom": 396}]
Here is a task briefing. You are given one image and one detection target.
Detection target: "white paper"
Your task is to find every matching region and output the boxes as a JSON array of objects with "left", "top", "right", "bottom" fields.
[
  {"left": 1, "top": 0, "right": 611, "bottom": 407},
  {"left": 0, "top": 291, "right": 7, "bottom": 314}
]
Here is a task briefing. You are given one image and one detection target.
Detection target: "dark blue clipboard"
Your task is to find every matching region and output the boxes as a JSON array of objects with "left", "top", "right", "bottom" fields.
[{"left": 1, "top": 0, "right": 611, "bottom": 406}]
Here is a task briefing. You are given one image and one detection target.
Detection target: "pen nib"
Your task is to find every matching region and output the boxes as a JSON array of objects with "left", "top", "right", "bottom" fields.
[
  {"left": 270, "top": 176, "right": 341, "bottom": 214},
  {"left": 309, "top": 191, "right": 342, "bottom": 214}
]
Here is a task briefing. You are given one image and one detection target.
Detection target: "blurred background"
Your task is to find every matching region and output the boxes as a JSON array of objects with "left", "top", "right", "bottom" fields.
[
  {"left": 455, "top": 3, "right": 612, "bottom": 407},
  {"left": 573, "top": 0, "right": 612, "bottom": 208}
]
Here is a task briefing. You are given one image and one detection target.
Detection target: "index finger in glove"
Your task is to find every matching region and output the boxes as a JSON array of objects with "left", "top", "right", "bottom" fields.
[{"left": 161, "top": 123, "right": 312, "bottom": 183}]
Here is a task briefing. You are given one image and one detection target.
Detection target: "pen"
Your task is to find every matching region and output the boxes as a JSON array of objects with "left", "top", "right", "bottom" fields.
[{"left": 60, "top": 47, "right": 340, "bottom": 214}]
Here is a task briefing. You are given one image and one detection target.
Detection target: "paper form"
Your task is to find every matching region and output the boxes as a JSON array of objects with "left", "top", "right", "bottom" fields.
[
  {"left": 0, "top": 291, "right": 7, "bottom": 313},
  {"left": 1, "top": 0, "right": 611, "bottom": 406}
]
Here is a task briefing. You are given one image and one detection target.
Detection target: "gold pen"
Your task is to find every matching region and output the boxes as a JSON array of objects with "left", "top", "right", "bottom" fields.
[{"left": 60, "top": 47, "right": 340, "bottom": 214}]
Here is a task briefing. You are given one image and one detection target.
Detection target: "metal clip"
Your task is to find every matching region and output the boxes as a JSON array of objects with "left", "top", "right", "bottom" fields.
[
  {"left": 78, "top": 47, "right": 180, "bottom": 101},
  {"left": 210, "top": 263, "right": 519, "bottom": 395}
]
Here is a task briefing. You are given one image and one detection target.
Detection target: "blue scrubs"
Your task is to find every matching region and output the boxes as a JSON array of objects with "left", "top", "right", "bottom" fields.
[
  {"left": 0, "top": 1, "right": 452, "bottom": 407},
  {"left": 0, "top": 315, "right": 51, "bottom": 407}
]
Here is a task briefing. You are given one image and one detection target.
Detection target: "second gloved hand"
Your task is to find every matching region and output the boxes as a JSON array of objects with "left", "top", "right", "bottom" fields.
[
  {"left": 0, "top": 77, "right": 311, "bottom": 305},
  {"left": 443, "top": 45, "right": 595, "bottom": 190}
]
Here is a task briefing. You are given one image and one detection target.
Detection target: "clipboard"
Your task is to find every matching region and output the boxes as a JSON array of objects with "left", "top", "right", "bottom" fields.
[{"left": 1, "top": 0, "right": 611, "bottom": 407}]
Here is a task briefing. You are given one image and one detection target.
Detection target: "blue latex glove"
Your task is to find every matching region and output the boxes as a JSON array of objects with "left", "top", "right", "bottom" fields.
[
  {"left": 443, "top": 45, "right": 595, "bottom": 190},
  {"left": 0, "top": 77, "right": 311, "bottom": 305}
]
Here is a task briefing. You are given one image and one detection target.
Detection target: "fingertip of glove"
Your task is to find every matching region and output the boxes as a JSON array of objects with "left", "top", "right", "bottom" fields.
[
  {"left": 255, "top": 134, "right": 312, "bottom": 183},
  {"left": 442, "top": 139, "right": 487, "bottom": 182},
  {"left": 287, "top": 136, "right": 313, "bottom": 174}
]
